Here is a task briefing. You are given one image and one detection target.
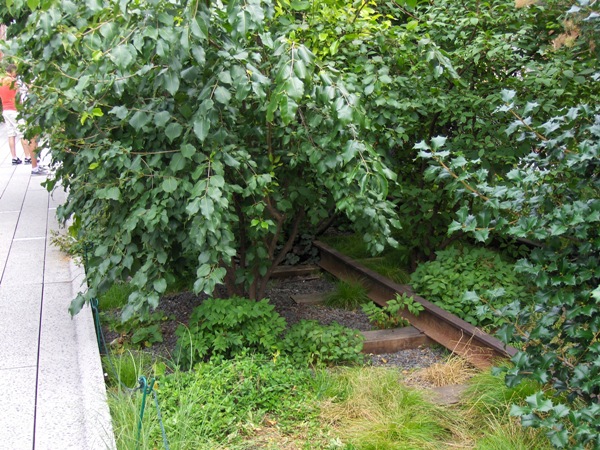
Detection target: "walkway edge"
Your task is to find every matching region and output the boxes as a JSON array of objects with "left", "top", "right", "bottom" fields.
[{"left": 70, "top": 258, "right": 117, "bottom": 450}]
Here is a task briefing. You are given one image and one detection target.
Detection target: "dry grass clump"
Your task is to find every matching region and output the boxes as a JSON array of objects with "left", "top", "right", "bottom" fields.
[
  {"left": 321, "top": 367, "right": 458, "bottom": 449},
  {"left": 406, "top": 354, "right": 479, "bottom": 388}
]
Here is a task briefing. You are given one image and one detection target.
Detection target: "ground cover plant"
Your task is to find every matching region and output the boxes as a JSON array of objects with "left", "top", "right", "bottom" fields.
[
  {"left": 410, "top": 245, "right": 534, "bottom": 330},
  {"left": 97, "top": 283, "right": 553, "bottom": 449},
  {"left": 361, "top": 293, "right": 424, "bottom": 330}
]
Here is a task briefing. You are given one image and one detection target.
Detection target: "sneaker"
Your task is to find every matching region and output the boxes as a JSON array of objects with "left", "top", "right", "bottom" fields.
[
  {"left": 12, "top": 158, "right": 22, "bottom": 165},
  {"left": 24, "top": 158, "right": 31, "bottom": 165},
  {"left": 31, "top": 166, "right": 47, "bottom": 175}
]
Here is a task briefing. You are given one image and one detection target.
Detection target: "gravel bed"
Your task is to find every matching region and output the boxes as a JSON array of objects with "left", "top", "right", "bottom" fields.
[{"left": 120, "top": 276, "right": 447, "bottom": 372}]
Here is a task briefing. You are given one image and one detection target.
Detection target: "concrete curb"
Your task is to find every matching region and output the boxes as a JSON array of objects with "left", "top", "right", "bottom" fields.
[{"left": 69, "top": 258, "right": 117, "bottom": 450}]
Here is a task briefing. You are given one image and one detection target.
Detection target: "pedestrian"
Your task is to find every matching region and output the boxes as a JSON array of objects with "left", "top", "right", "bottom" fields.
[{"left": 0, "top": 63, "right": 45, "bottom": 174}]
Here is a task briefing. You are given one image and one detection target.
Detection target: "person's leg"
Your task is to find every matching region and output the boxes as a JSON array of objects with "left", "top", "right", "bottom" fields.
[
  {"left": 8, "top": 135, "right": 17, "bottom": 158},
  {"left": 26, "top": 138, "right": 45, "bottom": 174},
  {"left": 4, "top": 111, "right": 22, "bottom": 164},
  {"left": 22, "top": 138, "right": 35, "bottom": 167}
]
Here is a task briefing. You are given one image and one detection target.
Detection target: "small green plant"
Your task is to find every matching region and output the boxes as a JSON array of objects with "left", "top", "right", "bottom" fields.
[
  {"left": 174, "top": 297, "right": 287, "bottom": 369},
  {"left": 280, "top": 320, "right": 365, "bottom": 366},
  {"left": 410, "top": 245, "right": 533, "bottom": 329},
  {"left": 99, "top": 282, "right": 136, "bottom": 310},
  {"left": 362, "top": 293, "right": 424, "bottom": 329},
  {"left": 102, "top": 350, "right": 157, "bottom": 388},
  {"left": 325, "top": 279, "right": 370, "bottom": 310},
  {"left": 131, "top": 324, "right": 163, "bottom": 347},
  {"left": 102, "top": 309, "right": 167, "bottom": 349}
]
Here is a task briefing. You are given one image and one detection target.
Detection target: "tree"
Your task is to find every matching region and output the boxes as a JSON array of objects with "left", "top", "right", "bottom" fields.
[{"left": 7, "top": 0, "right": 399, "bottom": 318}]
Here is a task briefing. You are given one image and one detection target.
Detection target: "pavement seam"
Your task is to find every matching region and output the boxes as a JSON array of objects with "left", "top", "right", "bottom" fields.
[{"left": 32, "top": 178, "right": 50, "bottom": 450}]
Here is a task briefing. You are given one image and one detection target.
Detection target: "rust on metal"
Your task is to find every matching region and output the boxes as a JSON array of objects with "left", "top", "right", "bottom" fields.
[
  {"left": 362, "top": 326, "right": 432, "bottom": 354},
  {"left": 314, "top": 240, "right": 517, "bottom": 369},
  {"left": 271, "top": 264, "right": 321, "bottom": 279}
]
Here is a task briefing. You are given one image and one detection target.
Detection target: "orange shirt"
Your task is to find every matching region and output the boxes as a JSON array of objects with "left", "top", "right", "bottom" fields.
[{"left": 0, "top": 76, "right": 17, "bottom": 111}]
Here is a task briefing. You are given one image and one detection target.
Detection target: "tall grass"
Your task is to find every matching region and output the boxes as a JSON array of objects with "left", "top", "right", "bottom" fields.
[
  {"left": 461, "top": 366, "right": 553, "bottom": 450},
  {"left": 107, "top": 354, "right": 337, "bottom": 449},
  {"left": 325, "top": 279, "right": 371, "bottom": 310},
  {"left": 322, "top": 367, "right": 456, "bottom": 449},
  {"left": 99, "top": 282, "right": 135, "bottom": 310}
]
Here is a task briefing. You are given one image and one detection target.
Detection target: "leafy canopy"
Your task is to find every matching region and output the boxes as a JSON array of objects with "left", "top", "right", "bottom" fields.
[{"left": 8, "top": 0, "right": 399, "bottom": 318}]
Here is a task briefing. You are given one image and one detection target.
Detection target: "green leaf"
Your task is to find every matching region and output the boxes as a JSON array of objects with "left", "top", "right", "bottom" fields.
[
  {"left": 129, "top": 111, "right": 151, "bottom": 131},
  {"left": 214, "top": 86, "right": 232, "bottom": 105},
  {"left": 209, "top": 175, "right": 225, "bottom": 188},
  {"left": 290, "top": 0, "right": 310, "bottom": 11},
  {"left": 110, "top": 44, "right": 134, "bottom": 70},
  {"left": 191, "top": 17, "right": 208, "bottom": 40},
  {"left": 180, "top": 143, "right": 195, "bottom": 159},
  {"left": 153, "top": 278, "right": 167, "bottom": 293},
  {"left": 97, "top": 187, "right": 121, "bottom": 201},
  {"left": 285, "top": 76, "right": 304, "bottom": 100},
  {"left": 430, "top": 136, "right": 447, "bottom": 150},
  {"left": 193, "top": 116, "right": 210, "bottom": 142},
  {"left": 163, "top": 71, "right": 180, "bottom": 95},
  {"left": 279, "top": 96, "right": 298, "bottom": 125},
  {"left": 165, "top": 123, "right": 183, "bottom": 142},
  {"left": 110, "top": 106, "right": 129, "bottom": 120},
  {"left": 154, "top": 111, "right": 171, "bottom": 127},
  {"left": 162, "top": 177, "right": 178, "bottom": 193}
]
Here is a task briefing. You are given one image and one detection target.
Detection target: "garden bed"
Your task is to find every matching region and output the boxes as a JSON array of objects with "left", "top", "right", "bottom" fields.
[{"left": 102, "top": 275, "right": 447, "bottom": 374}]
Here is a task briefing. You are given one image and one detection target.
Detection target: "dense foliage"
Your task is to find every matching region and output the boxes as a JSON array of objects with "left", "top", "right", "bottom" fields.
[
  {"left": 6, "top": 0, "right": 399, "bottom": 318},
  {"left": 419, "top": 98, "right": 600, "bottom": 448},
  {"left": 410, "top": 245, "right": 533, "bottom": 329},
  {"left": 5, "top": 0, "right": 600, "bottom": 446},
  {"left": 174, "top": 296, "right": 364, "bottom": 369},
  {"left": 156, "top": 356, "right": 323, "bottom": 446}
]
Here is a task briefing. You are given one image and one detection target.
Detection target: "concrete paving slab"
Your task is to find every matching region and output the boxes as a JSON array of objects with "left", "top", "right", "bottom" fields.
[
  {"left": 0, "top": 210, "right": 19, "bottom": 274},
  {"left": 37, "top": 277, "right": 115, "bottom": 450},
  {"left": 1, "top": 238, "right": 46, "bottom": 287},
  {"left": 0, "top": 284, "right": 43, "bottom": 370},
  {"left": 0, "top": 133, "right": 116, "bottom": 449},
  {"left": 14, "top": 188, "right": 49, "bottom": 240},
  {"left": 0, "top": 176, "right": 29, "bottom": 212},
  {"left": 0, "top": 166, "right": 15, "bottom": 192},
  {"left": 0, "top": 366, "right": 36, "bottom": 450}
]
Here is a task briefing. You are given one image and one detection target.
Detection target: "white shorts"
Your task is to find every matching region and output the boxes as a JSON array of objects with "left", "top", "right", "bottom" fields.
[{"left": 2, "top": 110, "right": 25, "bottom": 139}]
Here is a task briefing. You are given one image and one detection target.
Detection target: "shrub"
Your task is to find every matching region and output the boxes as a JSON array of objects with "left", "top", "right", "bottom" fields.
[
  {"left": 410, "top": 245, "right": 532, "bottom": 329},
  {"left": 280, "top": 320, "right": 365, "bottom": 367},
  {"left": 174, "top": 297, "right": 286, "bottom": 369}
]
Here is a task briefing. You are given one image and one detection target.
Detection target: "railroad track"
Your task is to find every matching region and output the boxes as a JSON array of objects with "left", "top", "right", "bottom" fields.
[{"left": 314, "top": 240, "right": 517, "bottom": 369}]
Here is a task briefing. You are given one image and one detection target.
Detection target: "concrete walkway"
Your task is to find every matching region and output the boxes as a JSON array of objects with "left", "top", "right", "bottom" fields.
[{"left": 0, "top": 127, "right": 116, "bottom": 449}]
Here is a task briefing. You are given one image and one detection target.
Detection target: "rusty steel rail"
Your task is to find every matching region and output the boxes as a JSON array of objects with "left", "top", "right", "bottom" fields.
[{"left": 314, "top": 240, "right": 517, "bottom": 369}]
